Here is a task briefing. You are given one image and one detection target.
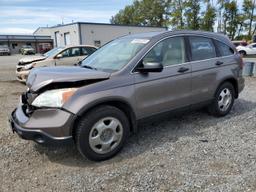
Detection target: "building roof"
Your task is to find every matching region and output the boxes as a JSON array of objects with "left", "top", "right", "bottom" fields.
[
  {"left": 33, "top": 22, "right": 168, "bottom": 34},
  {"left": 0, "top": 35, "right": 53, "bottom": 42}
]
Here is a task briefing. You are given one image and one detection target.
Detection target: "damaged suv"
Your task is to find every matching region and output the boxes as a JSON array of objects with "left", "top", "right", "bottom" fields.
[{"left": 10, "top": 31, "right": 245, "bottom": 161}]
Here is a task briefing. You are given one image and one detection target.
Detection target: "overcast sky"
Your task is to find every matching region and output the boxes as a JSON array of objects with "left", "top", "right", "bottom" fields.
[{"left": 0, "top": 0, "right": 133, "bottom": 35}]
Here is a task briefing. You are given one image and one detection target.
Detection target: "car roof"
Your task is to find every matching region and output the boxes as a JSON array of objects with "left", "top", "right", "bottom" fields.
[
  {"left": 63, "top": 45, "right": 98, "bottom": 49},
  {"left": 120, "top": 30, "right": 233, "bottom": 47}
]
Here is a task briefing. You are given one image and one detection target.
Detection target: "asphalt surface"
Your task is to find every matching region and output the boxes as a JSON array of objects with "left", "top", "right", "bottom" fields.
[{"left": 0, "top": 54, "right": 256, "bottom": 192}]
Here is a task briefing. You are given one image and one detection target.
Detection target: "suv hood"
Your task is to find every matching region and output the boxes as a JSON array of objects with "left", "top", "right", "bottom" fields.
[
  {"left": 19, "top": 55, "right": 46, "bottom": 65},
  {"left": 27, "top": 66, "right": 111, "bottom": 92}
]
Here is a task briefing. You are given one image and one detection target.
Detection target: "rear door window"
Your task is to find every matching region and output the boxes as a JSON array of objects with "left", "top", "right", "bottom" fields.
[
  {"left": 80, "top": 47, "right": 89, "bottom": 56},
  {"left": 70, "top": 47, "right": 81, "bottom": 57},
  {"left": 189, "top": 36, "right": 216, "bottom": 61},
  {"left": 215, "top": 41, "right": 234, "bottom": 56}
]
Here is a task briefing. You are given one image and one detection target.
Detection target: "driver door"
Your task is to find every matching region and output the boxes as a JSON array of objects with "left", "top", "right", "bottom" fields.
[
  {"left": 134, "top": 36, "right": 192, "bottom": 119},
  {"left": 55, "top": 47, "right": 81, "bottom": 66}
]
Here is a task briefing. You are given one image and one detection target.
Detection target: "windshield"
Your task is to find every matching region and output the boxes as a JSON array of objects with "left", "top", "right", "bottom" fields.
[
  {"left": 81, "top": 38, "right": 149, "bottom": 72},
  {"left": 43, "top": 47, "right": 64, "bottom": 57}
]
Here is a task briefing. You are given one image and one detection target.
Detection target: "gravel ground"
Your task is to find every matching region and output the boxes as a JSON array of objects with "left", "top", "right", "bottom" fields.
[{"left": 0, "top": 55, "right": 256, "bottom": 192}]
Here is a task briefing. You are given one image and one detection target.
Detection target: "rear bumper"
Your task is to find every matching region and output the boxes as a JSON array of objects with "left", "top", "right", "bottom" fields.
[
  {"left": 9, "top": 105, "right": 74, "bottom": 144},
  {"left": 237, "top": 76, "right": 245, "bottom": 94}
]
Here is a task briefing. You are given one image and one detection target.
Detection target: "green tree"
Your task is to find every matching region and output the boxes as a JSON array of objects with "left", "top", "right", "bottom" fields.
[
  {"left": 169, "top": 0, "right": 187, "bottom": 29},
  {"left": 201, "top": 0, "right": 216, "bottom": 31},
  {"left": 223, "top": 1, "right": 239, "bottom": 40},
  {"left": 110, "top": 0, "right": 170, "bottom": 27},
  {"left": 110, "top": 5, "right": 137, "bottom": 25},
  {"left": 236, "top": 14, "right": 247, "bottom": 38},
  {"left": 243, "top": 0, "right": 256, "bottom": 37},
  {"left": 184, "top": 0, "right": 201, "bottom": 30},
  {"left": 217, "top": 0, "right": 227, "bottom": 32}
]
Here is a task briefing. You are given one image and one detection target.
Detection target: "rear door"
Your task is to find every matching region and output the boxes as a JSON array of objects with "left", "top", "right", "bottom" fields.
[
  {"left": 189, "top": 36, "right": 225, "bottom": 104},
  {"left": 134, "top": 36, "right": 192, "bottom": 119}
]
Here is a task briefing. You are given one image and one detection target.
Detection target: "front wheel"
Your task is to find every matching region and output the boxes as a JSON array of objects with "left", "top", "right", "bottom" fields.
[
  {"left": 208, "top": 82, "right": 235, "bottom": 117},
  {"left": 75, "top": 105, "right": 129, "bottom": 161},
  {"left": 239, "top": 50, "right": 246, "bottom": 56}
]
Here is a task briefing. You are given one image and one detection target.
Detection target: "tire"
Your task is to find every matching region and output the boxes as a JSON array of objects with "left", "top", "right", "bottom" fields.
[
  {"left": 208, "top": 82, "right": 235, "bottom": 117},
  {"left": 75, "top": 105, "right": 129, "bottom": 161},
  {"left": 239, "top": 50, "right": 246, "bottom": 56}
]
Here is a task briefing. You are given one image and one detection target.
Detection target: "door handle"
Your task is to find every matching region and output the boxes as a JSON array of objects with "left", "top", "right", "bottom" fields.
[
  {"left": 178, "top": 67, "right": 189, "bottom": 73},
  {"left": 215, "top": 61, "right": 224, "bottom": 66}
]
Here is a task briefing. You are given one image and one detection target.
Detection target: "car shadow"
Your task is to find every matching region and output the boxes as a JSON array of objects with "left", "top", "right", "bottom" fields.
[{"left": 33, "top": 98, "right": 256, "bottom": 167}]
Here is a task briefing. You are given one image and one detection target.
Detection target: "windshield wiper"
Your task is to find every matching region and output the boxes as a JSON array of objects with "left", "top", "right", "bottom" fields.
[{"left": 81, "top": 65, "right": 97, "bottom": 70}]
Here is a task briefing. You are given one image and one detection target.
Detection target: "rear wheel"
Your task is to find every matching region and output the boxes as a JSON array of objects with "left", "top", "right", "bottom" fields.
[
  {"left": 75, "top": 105, "right": 129, "bottom": 161},
  {"left": 208, "top": 82, "right": 235, "bottom": 117}
]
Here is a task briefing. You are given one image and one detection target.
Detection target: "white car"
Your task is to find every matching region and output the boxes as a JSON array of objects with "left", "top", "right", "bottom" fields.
[
  {"left": 237, "top": 43, "right": 256, "bottom": 56},
  {"left": 16, "top": 45, "right": 97, "bottom": 82},
  {"left": 0, "top": 45, "right": 10, "bottom": 55}
]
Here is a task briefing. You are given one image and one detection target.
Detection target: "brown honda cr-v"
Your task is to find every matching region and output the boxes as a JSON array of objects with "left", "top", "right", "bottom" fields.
[{"left": 10, "top": 30, "right": 245, "bottom": 161}]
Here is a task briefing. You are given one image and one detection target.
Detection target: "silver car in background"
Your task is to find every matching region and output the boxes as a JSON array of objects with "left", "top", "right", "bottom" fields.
[{"left": 0, "top": 45, "right": 11, "bottom": 55}]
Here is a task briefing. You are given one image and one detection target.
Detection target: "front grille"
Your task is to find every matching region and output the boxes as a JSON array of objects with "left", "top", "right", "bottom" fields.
[{"left": 21, "top": 91, "right": 38, "bottom": 116}]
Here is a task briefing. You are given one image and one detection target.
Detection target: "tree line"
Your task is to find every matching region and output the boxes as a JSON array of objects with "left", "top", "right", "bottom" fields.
[{"left": 110, "top": 0, "right": 256, "bottom": 40}]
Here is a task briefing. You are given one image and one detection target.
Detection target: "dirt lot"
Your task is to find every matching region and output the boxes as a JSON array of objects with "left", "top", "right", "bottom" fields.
[{"left": 1, "top": 55, "right": 256, "bottom": 192}]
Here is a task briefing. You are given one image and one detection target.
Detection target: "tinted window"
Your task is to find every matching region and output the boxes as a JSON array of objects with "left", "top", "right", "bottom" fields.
[
  {"left": 215, "top": 41, "right": 234, "bottom": 56},
  {"left": 189, "top": 36, "right": 216, "bottom": 61},
  {"left": 143, "top": 37, "right": 186, "bottom": 66},
  {"left": 252, "top": 44, "right": 256, "bottom": 48}
]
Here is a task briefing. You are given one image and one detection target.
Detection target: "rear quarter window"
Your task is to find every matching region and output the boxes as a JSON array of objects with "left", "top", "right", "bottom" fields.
[{"left": 215, "top": 41, "right": 234, "bottom": 56}]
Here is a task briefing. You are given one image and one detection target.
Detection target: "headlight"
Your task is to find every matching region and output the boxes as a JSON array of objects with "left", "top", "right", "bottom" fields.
[
  {"left": 32, "top": 88, "right": 78, "bottom": 108},
  {"left": 24, "top": 63, "right": 36, "bottom": 70}
]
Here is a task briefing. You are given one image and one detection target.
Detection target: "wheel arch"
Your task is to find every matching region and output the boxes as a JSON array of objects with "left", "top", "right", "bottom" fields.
[
  {"left": 216, "top": 77, "right": 239, "bottom": 98},
  {"left": 71, "top": 98, "right": 138, "bottom": 138},
  {"left": 239, "top": 50, "right": 247, "bottom": 55}
]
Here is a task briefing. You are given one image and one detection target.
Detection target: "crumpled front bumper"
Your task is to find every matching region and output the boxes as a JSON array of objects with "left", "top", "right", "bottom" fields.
[
  {"left": 9, "top": 104, "right": 75, "bottom": 144},
  {"left": 16, "top": 68, "right": 30, "bottom": 82}
]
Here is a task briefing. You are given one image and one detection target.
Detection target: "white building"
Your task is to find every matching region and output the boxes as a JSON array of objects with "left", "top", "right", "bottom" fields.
[{"left": 34, "top": 22, "right": 167, "bottom": 47}]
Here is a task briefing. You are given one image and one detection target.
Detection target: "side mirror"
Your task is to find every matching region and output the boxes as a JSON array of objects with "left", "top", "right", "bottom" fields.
[
  {"left": 56, "top": 54, "right": 63, "bottom": 59},
  {"left": 137, "top": 61, "right": 163, "bottom": 73}
]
